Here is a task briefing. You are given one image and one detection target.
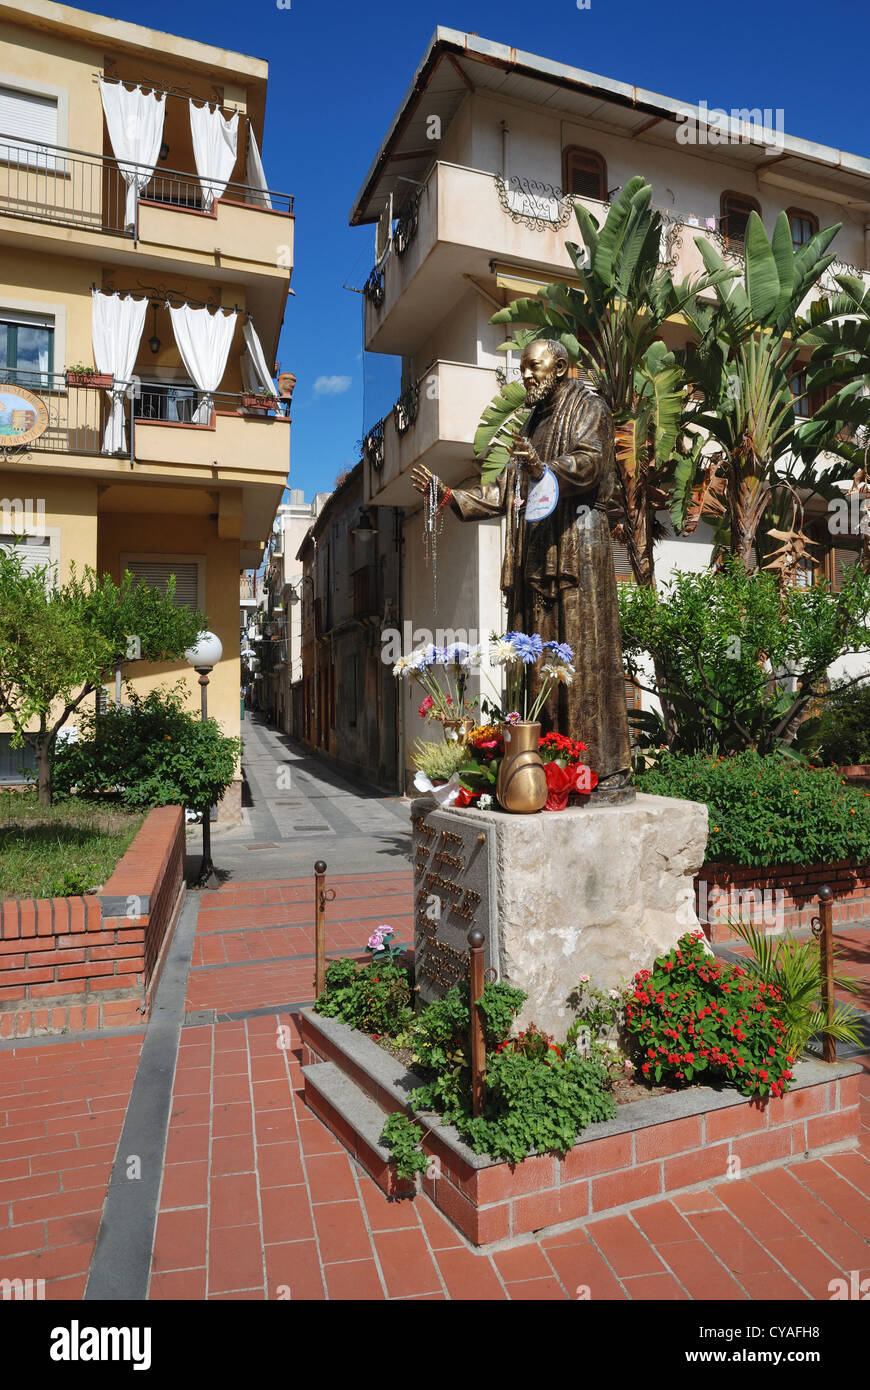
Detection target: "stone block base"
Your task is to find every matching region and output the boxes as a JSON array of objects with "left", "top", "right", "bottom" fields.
[{"left": 413, "top": 792, "right": 708, "bottom": 1036}]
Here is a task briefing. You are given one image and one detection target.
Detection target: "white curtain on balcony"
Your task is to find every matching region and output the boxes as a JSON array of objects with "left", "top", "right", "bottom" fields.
[
  {"left": 189, "top": 101, "right": 238, "bottom": 212},
  {"left": 91, "top": 289, "right": 148, "bottom": 454},
  {"left": 240, "top": 319, "right": 277, "bottom": 396},
  {"left": 168, "top": 303, "right": 237, "bottom": 423},
  {"left": 245, "top": 121, "right": 272, "bottom": 209},
  {"left": 98, "top": 79, "right": 166, "bottom": 230}
]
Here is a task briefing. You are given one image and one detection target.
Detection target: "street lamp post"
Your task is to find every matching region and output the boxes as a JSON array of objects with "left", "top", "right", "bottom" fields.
[{"left": 185, "top": 630, "right": 223, "bottom": 890}]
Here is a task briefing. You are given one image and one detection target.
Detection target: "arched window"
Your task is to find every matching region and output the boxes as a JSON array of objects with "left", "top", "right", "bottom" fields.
[
  {"left": 562, "top": 147, "right": 607, "bottom": 201},
  {"left": 720, "top": 191, "right": 761, "bottom": 248}
]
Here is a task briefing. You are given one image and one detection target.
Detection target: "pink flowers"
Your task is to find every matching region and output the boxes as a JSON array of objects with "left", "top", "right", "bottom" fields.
[
  {"left": 366, "top": 924, "right": 394, "bottom": 953},
  {"left": 417, "top": 695, "right": 434, "bottom": 719}
]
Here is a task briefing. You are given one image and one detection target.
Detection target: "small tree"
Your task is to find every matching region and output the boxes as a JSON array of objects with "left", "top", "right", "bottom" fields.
[
  {"left": 0, "top": 546, "right": 205, "bottom": 804},
  {"left": 619, "top": 558, "right": 870, "bottom": 754}
]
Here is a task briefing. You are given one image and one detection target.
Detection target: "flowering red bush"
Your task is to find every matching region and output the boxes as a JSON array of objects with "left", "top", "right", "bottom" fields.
[{"left": 624, "top": 931, "right": 795, "bottom": 1099}]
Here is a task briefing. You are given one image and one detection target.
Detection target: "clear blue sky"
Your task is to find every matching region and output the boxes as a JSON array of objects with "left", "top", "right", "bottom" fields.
[{"left": 83, "top": 0, "right": 868, "bottom": 501}]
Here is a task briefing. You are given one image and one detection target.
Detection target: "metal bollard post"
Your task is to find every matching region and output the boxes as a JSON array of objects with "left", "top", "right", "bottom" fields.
[
  {"left": 468, "top": 928, "right": 486, "bottom": 1117},
  {"left": 314, "top": 860, "right": 335, "bottom": 999},
  {"left": 813, "top": 884, "right": 836, "bottom": 1064}
]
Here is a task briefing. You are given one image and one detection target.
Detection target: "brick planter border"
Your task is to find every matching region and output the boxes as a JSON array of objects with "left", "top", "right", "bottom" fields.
[
  {"left": 694, "top": 859, "right": 870, "bottom": 942},
  {"left": 299, "top": 1009, "right": 861, "bottom": 1248},
  {"left": 0, "top": 806, "right": 185, "bottom": 1039}
]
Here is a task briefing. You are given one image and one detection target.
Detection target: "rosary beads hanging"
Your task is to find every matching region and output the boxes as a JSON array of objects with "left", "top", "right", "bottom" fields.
[{"left": 422, "top": 475, "right": 445, "bottom": 614}]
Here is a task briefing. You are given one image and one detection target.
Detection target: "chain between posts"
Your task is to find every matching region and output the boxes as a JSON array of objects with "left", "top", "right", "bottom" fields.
[
  {"left": 314, "top": 861, "right": 336, "bottom": 999},
  {"left": 468, "top": 929, "right": 487, "bottom": 1116},
  {"left": 810, "top": 884, "right": 836, "bottom": 1064}
]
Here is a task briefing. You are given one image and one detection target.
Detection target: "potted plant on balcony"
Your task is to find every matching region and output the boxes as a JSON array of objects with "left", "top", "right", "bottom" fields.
[
  {"left": 66, "top": 363, "right": 114, "bottom": 389},
  {"left": 240, "top": 391, "right": 276, "bottom": 410}
]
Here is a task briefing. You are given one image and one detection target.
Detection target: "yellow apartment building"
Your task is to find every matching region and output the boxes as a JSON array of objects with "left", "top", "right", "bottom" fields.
[{"left": 0, "top": 0, "right": 294, "bottom": 814}]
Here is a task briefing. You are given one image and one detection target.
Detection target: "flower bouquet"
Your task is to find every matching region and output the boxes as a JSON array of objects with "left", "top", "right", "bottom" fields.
[
  {"left": 538, "top": 731, "right": 599, "bottom": 809},
  {"left": 394, "top": 642, "right": 482, "bottom": 743}
]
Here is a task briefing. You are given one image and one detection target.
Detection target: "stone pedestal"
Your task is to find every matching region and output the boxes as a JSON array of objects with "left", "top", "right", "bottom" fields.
[{"left": 411, "top": 792, "right": 708, "bottom": 1037}]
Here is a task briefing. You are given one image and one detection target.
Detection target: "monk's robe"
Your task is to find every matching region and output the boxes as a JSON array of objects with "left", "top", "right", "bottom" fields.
[{"left": 449, "top": 378, "right": 632, "bottom": 790}]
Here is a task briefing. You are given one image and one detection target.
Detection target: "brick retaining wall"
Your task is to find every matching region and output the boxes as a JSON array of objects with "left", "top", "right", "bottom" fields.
[
  {"left": 694, "top": 859, "right": 870, "bottom": 942},
  {"left": 0, "top": 805, "right": 185, "bottom": 1038}
]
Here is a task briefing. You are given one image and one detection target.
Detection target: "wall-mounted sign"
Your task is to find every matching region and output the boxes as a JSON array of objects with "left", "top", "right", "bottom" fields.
[{"left": 0, "top": 384, "right": 49, "bottom": 449}]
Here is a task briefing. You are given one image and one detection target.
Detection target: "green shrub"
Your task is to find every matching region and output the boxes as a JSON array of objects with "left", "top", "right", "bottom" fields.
[
  {"left": 51, "top": 684, "right": 242, "bottom": 812},
  {"left": 635, "top": 750, "right": 870, "bottom": 866},
  {"left": 459, "top": 1049, "right": 615, "bottom": 1163},
  {"left": 407, "top": 980, "right": 614, "bottom": 1161},
  {"left": 624, "top": 931, "right": 794, "bottom": 1099},
  {"left": 314, "top": 956, "right": 414, "bottom": 1036},
  {"left": 380, "top": 1113, "right": 428, "bottom": 1183},
  {"left": 809, "top": 681, "right": 870, "bottom": 767}
]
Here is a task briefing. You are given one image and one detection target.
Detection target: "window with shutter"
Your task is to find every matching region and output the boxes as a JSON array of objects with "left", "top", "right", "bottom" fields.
[
  {"left": 562, "top": 147, "right": 607, "bottom": 201},
  {"left": 125, "top": 559, "right": 200, "bottom": 612},
  {"left": 831, "top": 546, "right": 860, "bottom": 592},
  {"left": 0, "top": 86, "right": 58, "bottom": 169},
  {"left": 0, "top": 532, "right": 52, "bottom": 575}
]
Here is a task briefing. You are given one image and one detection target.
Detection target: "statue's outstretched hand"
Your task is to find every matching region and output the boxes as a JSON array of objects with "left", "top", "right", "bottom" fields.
[
  {"left": 511, "top": 437, "right": 545, "bottom": 481},
  {"left": 410, "top": 464, "right": 443, "bottom": 499}
]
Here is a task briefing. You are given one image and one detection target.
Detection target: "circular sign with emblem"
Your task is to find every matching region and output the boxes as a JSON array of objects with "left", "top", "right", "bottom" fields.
[{"left": 0, "top": 383, "right": 50, "bottom": 449}]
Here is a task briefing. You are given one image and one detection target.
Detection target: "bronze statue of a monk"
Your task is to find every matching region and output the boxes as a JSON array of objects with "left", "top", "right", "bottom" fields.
[{"left": 411, "top": 338, "right": 633, "bottom": 802}]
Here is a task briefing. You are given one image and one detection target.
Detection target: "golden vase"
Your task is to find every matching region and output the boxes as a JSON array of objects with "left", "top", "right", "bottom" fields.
[{"left": 495, "top": 721, "right": 547, "bottom": 813}]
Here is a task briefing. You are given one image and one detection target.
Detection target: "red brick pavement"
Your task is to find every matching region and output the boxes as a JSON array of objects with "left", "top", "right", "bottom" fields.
[
  {"left": 145, "top": 1012, "right": 870, "bottom": 1300},
  {"left": 186, "top": 872, "right": 413, "bottom": 1015},
  {"left": 1, "top": 870, "right": 867, "bottom": 1300},
  {"left": 0, "top": 1033, "right": 142, "bottom": 1297}
]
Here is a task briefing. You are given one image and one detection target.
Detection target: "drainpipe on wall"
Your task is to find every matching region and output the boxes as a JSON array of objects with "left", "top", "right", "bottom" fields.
[{"left": 500, "top": 119, "right": 509, "bottom": 181}]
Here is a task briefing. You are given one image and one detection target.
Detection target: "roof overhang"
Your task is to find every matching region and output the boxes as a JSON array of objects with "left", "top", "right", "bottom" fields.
[{"left": 350, "top": 28, "right": 870, "bottom": 226}]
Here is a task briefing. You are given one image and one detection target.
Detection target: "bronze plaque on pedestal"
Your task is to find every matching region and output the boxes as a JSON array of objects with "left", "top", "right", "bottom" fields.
[{"left": 410, "top": 799, "right": 497, "bottom": 1007}]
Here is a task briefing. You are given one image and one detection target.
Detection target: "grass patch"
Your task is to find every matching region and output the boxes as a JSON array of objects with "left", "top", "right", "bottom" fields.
[{"left": 0, "top": 791, "right": 144, "bottom": 900}]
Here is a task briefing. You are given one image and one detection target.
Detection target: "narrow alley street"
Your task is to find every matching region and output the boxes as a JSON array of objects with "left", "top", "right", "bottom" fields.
[{"left": 0, "top": 718, "right": 867, "bottom": 1301}]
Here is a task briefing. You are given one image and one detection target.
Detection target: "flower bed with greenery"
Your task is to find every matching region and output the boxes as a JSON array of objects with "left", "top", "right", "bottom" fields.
[
  {"left": 635, "top": 750, "right": 870, "bottom": 867},
  {"left": 0, "top": 789, "right": 143, "bottom": 899},
  {"left": 313, "top": 914, "right": 860, "bottom": 1181}
]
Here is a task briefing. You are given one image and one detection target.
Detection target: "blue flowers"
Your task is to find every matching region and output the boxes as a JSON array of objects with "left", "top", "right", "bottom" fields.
[
  {"left": 509, "top": 632, "right": 543, "bottom": 665},
  {"left": 543, "top": 640, "right": 574, "bottom": 664}
]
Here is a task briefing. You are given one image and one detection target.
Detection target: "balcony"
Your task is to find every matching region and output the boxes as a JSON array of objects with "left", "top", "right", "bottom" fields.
[
  {"left": 362, "top": 360, "right": 500, "bottom": 507},
  {"left": 0, "top": 369, "right": 286, "bottom": 463},
  {"left": 364, "top": 162, "right": 870, "bottom": 356},
  {"left": 363, "top": 163, "right": 601, "bottom": 356},
  {"left": 0, "top": 135, "right": 293, "bottom": 277}
]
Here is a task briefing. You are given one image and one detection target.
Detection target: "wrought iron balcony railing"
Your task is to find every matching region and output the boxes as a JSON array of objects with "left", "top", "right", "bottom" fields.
[
  {"left": 0, "top": 369, "right": 287, "bottom": 463},
  {"left": 0, "top": 133, "right": 293, "bottom": 238}
]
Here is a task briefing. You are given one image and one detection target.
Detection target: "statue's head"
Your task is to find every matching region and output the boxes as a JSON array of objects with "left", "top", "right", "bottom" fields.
[{"left": 521, "top": 339, "right": 570, "bottom": 406}]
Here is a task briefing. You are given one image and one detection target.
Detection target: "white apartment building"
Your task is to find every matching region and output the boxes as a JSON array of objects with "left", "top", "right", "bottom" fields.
[{"left": 350, "top": 29, "right": 870, "bottom": 787}]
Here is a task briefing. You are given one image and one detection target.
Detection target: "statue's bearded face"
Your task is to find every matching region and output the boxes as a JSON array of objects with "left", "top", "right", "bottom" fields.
[{"left": 521, "top": 347, "right": 560, "bottom": 405}]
